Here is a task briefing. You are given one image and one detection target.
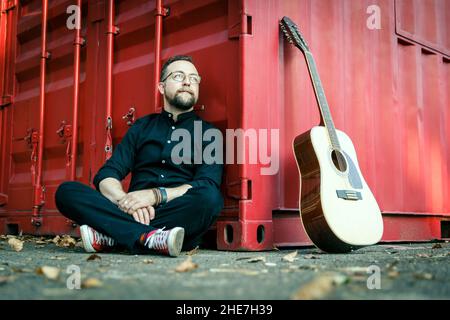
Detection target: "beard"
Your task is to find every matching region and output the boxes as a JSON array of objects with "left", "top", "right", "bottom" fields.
[{"left": 166, "top": 90, "right": 196, "bottom": 111}]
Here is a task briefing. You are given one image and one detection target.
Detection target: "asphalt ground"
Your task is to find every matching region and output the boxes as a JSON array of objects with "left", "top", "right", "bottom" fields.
[{"left": 0, "top": 235, "right": 449, "bottom": 300}]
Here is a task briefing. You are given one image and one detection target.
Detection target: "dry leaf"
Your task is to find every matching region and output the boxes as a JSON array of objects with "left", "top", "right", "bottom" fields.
[
  {"left": 87, "top": 254, "right": 102, "bottom": 261},
  {"left": 417, "top": 253, "right": 431, "bottom": 258},
  {"left": 303, "top": 254, "right": 319, "bottom": 260},
  {"left": 235, "top": 257, "right": 253, "bottom": 261},
  {"left": 388, "top": 270, "right": 400, "bottom": 278},
  {"left": 52, "top": 235, "right": 77, "bottom": 248},
  {"left": 291, "top": 273, "right": 348, "bottom": 300},
  {"left": 187, "top": 246, "right": 199, "bottom": 256},
  {"left": 209, "top": 268, "right": 260, "bottom": 276},
  {"left": 12, "top": 267, "right": 32, "bottom": 273},
  {"left": 142, "top": 259, "right": 154, "bottom": 264},
  {"left": 8, "top": 238, "right": 24, "bottom": 252},
  {"left": 340, "top": 267, "right": 369, "bottom": 275},
  {"left": 0, "top": 276, "right": 16, "bottom": 285},
  {"left": 282, "top": 251, "right": 298, "bottom": 262},
  {"left": 50, "top": 256, "right": 67, "bottom": 260},
  {"left": 36, "top": 266, "right": 60, "bottom": 280},
  {"left": 247, "top": 256, "right": 266, "bottom": 263},
  {"left": 175, "top": 256, "right": 198, "bottom": 272},
  {"left": 35, "top": 240, "right": 47, "bottom": 245},
  {"left": 265, "top": 263, "right": 277, "bottom": 267},
  {"left": 414, "top": 273, "right": 434, "bottom": 280},
  {"left": 432, "top": 243, "right": 443, "bottom": 249},
  {"left": 82, "top": 278, "right": 103, "bottom": 288}
]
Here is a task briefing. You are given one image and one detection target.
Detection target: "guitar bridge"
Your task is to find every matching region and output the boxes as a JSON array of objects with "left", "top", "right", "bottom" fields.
[{"left": 336, "top": 190, "right": 362, "bottom": 201}]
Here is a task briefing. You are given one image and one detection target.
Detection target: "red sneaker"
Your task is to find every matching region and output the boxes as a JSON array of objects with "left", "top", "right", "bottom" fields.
[
  {"left": 80, "top": 225, "right": 116, "bottom": 253},
  {"left": 144, "top": 227, "right": 185, "bottom": 257}
]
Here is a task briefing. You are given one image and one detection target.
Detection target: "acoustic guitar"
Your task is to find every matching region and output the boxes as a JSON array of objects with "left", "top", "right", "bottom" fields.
[{"left": 280, "top": 16, "right": 384, "bottom": 253}]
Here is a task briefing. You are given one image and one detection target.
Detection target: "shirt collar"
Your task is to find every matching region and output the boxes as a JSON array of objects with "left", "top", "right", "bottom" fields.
[{"left": 161, "top": 109, "right": 196, "bottom": 122}]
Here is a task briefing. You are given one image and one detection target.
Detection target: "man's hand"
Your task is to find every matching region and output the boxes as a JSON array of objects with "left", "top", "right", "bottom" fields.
[
  {"left": 118, "top": 190, "right": 157, "bottom": 214},
  {"left": 129, "top": 206, "right": 155, "bottom": 225}
]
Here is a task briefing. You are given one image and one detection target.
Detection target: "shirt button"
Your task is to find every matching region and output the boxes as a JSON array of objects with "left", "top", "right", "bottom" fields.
[
  {"left": 171, "top": 126, "right": 175, "bottom": 130},
  {"left": 162, "top": 160, "right": 166, "bottom": 164},
  {"left": 168, "top": 114, "right": 172, "bottom": 118},
  {"left": 167, "top": 140, "right": 171, "bottom": 144},
  {"left": 160, "top": 174, "right": 165, "bottom": 178}
]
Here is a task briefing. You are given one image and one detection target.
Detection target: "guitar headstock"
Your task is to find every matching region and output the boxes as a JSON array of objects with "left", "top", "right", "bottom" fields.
[{"left": 280, "top": 16, "right": 310, "bottom": 53}]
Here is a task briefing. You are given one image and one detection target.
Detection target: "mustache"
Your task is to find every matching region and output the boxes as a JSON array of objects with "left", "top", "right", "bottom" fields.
[{"left": 176, "top": 89, "right": 194, "bottom": 95}]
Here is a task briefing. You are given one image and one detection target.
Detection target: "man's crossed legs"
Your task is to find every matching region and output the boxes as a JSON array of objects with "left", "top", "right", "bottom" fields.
[{"left": 54, "top": 181, "right": 223, "bottom": 257}]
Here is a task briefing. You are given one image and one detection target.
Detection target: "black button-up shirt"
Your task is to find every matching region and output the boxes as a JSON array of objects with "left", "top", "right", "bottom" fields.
[{"left": 93, "top": 110, "right": 223, "bottom": 192}]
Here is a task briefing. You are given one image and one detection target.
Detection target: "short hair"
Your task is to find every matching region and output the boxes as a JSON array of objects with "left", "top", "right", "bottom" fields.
[{"left": 160, "top": 55, "right": 194, "bottom": 82}]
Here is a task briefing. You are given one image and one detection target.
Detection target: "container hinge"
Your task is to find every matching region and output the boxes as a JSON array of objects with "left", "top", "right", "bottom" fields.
[
  {"left": 227, "top": 178, "right": 251, "bottom": 200},
  {"left": 0, "top": 95, "right": 12, "bottom": 107},
  {"left": 0, "top": 193, "right": 8, "bottom": 206},
  {"left": 228, "top": 2, "right": 253, "bottom": 39},
  {"left": 1, "top": 0, "right": 16, "bottom": 13},
  {"left": 56, "top": 121, "right": 73, "bottom": 166}
]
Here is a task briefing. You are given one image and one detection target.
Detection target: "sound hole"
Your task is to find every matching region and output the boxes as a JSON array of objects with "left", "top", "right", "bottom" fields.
[{"left": 331, "top": 149, "right": 347, "bottom": 172}]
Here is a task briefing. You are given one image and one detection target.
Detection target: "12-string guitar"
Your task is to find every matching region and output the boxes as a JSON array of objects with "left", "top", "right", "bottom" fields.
[{"left": 280, "top": 16, "right": 383, "bottom": 253}]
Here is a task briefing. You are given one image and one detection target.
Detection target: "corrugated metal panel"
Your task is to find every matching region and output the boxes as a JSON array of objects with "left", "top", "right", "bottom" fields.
[{"left": 278, "top": 0, "right": 449, "bottom": 216}]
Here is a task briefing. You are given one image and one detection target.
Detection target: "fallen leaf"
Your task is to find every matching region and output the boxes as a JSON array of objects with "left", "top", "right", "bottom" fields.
[
  {"left": 50, "top": 256, "right": 67, "bottom": 260},
  {"left": 209, "top": 268, "right": 260, "bottom": 276},
  {"left": 142, "top": 259, "right": 154, "bottom": 264},
  {"left": 175, "top": 256, "right": 198, "bottom": 272},
  {"left": 82, "top": 278, "right": 103, "bottom": 288},
  {"left": 303, "top": 254, "right": 319, "bottom": 260},
  {"left": 298, "top": 265, "right": 321, "bottom": 272},
  {"left": 413, "top": 273, "right": 434, "bottom": 280},
  {"left": 247, "top": 256, "right": 266, "bottom": 263},
  {"left": 187, "top": 246, "right": 199, "bottom": 256},
  {"left": 291, "top": 273, "right": 348, "bottom": 300},
  {"left": 0, "top": 276, "right": 16, "bottom": 285},
  {"left": 282, "top": 251, "right": 298, "bottom": 262},
  {"left": 388, "top": 270, "right": 400, "bottom": 278},
  {"left": 432, "top": 243, "right": 443, "bottom": 249},
  {"left": 417, "top": 253, "right": 431, "bottom": 258},
  {"left": 235, "top": 256, "right": 253, "bottom": 261},
  {"left": 35, "top": 240, "right": 47, "bottom": 245},
  {"left": 36, "top": 266, "right": 60, "bottom": 280},
  {"left": 340, "top": 267, "right": 369, "bottom": 275},
  {"left": 265, "top": 263, "right": 277, "bottom": 267},
  {"left": 12, "top": 267, "right": 33, "bottom": 273},
  {"left": 87, "top": 254, "right": 102, "bottom": 261},
  {"left": 8, "top": 238, "right": 24, "bottom": 252}
]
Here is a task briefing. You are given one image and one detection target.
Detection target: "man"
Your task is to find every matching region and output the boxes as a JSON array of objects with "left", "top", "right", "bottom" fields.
[{"left": 55, "top": 55, "right": 224, "bottom": 257}]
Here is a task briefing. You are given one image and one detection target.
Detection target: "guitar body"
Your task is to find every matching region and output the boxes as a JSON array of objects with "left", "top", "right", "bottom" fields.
[{"left": 293, "top": 126, "right": 384, "bottom": 253}]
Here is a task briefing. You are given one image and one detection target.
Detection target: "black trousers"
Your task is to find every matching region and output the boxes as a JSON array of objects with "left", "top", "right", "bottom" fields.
[{"left": 54, "top": 181, "right": 223, "bottom": 252}]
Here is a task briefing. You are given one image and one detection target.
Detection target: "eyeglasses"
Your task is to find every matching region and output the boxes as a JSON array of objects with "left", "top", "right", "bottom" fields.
[{"left": 162, "top": 71, "right": 201, "bottom": 84}]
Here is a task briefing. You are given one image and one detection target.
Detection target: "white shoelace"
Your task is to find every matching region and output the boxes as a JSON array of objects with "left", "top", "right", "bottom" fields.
[
  {"left": 95, "top": 231, "right": 115, "bottom": 246},
  {"left": 144, "top": 227, "right": 168, "bottom": 250}
]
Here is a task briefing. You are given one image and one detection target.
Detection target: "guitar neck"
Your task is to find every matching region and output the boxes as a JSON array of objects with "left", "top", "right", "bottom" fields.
[{"left": 304, "top": 51, "right": 341, "bottom": 150}]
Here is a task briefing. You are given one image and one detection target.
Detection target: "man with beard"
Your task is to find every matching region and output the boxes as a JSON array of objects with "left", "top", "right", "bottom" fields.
[{"left": 55, "top": 56, "right": 224, "bottom": 257}]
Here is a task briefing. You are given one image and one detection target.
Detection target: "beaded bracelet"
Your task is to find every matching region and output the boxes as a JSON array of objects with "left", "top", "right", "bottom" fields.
[{"left": 151, "top": 188, "right": 161, "bottom": 207}]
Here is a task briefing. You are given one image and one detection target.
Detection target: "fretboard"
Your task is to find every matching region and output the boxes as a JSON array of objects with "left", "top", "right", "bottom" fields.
[{"left": 304, "top": 51, "right": 341, "bottom": 150}]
